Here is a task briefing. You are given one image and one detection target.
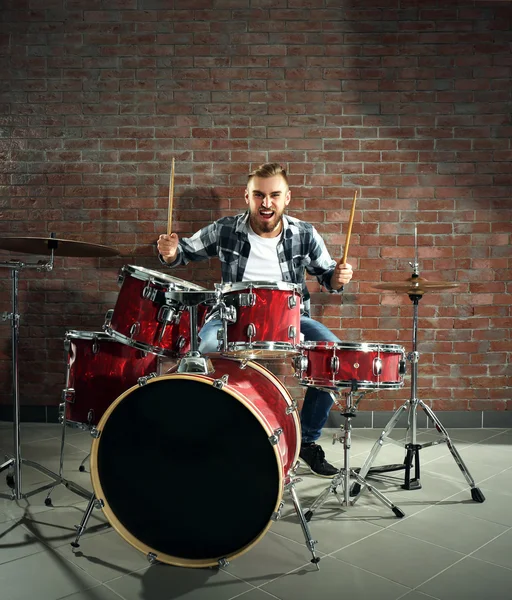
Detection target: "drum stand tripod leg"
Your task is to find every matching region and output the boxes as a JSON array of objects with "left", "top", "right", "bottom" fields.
[
  {"left": 71, "top": 494, "right": 101, "bottom": 548},
  {"left": 284, "top": 473, "right": 320, "bottom": 569},
  {"left": 306, "top": 389, "right": 405, "bottom": 520}
]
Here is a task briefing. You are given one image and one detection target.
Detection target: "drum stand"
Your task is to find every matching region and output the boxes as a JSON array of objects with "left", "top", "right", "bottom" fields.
[
  {"left": 70, "top": 290, "right": 321, "bottom": 569},
  {"left": 350, "top": 263, "right": 485, "bottom": 504},
  {"left": 0, "top": 255, "right": 90, "bottom": 503},
  {"left": 304, "top": 384, "right": 405, "bottom": 522}
]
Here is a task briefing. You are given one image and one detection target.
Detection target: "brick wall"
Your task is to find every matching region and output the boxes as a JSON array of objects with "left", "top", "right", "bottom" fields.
[{"left": 0, "top": 0, "right": 511, "bottom": 417}]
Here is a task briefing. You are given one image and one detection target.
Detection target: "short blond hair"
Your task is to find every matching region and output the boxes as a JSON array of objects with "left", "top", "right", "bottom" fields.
[{"left": 247, "top": 163, "right": 288, "bottom": 186}]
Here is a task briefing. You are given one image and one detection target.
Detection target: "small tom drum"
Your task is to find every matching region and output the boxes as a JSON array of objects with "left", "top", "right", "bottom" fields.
[
  {"left": 104, "top": 265, "right": 206, "bottom": 357},
  {"left": 294, "top": 341, "right": 406, "bottom": 390},
  {"left": 90, "top": 356, "right": 300, "bottom": 567},
  {"left": 218, "top": 281, "right": 301, "bottom": 359}
]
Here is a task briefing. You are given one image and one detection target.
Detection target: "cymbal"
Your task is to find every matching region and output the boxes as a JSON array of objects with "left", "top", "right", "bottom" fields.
[
  {"left": 0, "top": 237, "right": 119, "bottom": 257},
  {"left": 373, "top": 276, "right": 460, "bottom": 296}
]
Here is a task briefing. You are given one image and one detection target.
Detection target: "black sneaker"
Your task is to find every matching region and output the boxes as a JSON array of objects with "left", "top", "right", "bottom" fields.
[{"left": 299, "top": 443, "right": 338, "bottom": 478}]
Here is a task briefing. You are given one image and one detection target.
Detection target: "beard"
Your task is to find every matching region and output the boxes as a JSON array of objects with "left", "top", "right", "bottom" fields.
[{"left": 249, "top": 206, "right": 285, "bottom": 236}]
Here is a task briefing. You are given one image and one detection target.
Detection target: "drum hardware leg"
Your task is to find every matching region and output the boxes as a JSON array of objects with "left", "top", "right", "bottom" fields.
[
  {"left": 71, "top": 495, "right": 104, "bottom": 548},
  {"left": 350, "top": 287, "right": 485, "bottom": 503},
  {"left": 285, "top": 477, "right": 320, "bottom": 570},
  {"left": 306, "top": 387, "right": 404, "bottom": 519},
  {"left": 78, "top": 453, "right": 90, "bottom": 473}
]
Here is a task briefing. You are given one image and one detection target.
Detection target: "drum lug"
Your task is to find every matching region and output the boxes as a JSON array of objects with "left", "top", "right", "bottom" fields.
[
  {"left": 271, "top": 500, "right": 285, "bottom": 521},
  {"left": 399, "top": 358, "right": 407, "bottom": 376},
  {"left": 158, "top": 304, "right": 177, "bottom": 324},
  {"left": 92, "top": 336, "right": 100, "bottom": 354},
  {"left": 147, "top": 552, "right": 159, "bottom": 565},
  {"left": 240, "top": 359, "right": 248, "bottom": 369},
  {"left": 129, "top": 322, "right": 140, "bottom": 338},
  {"left": 142, "top": 284, "right": 158, "bottom": 302},
  {"left": 218, "top": 557, "right": 229, "bottom": 568},
  {"left": 90, "top": 427, "right": 100, "bottom": 439},
  {"left": 288, "top": 325, "right": 296, "bottom": 340},
  {"left": 288, "top": 295, "right": 297, "bottom": 309},
  {"left": 268, "top": 428, "right": 283, "bottom": 446},
  {"left": 103, "top": 308, "right": 114, "bottom": 329},
  {"left": 246, "top": 323, "right": 256, "bottom": 340},
  {"left": 238, "top": 292, "right": 255, "bottom": 307},
  {"left": 285, "top": 401, "right": 298, "bottom": 415},
  {"left": 94, "top": 498, "right": 104, "bottom": 509},
  {"left": 213, "top": 374, "right": 229, "bottom": 389},
  {"left": 117, "top": 271, "right": 125, "bottom": 286},
  {"left": 330, "top": 355, "right": 339, "bottom": 375},
  {"left": 372, "top": 357, "right": 383, "bottom": 377},
  {"left": 138, "top": 372, "right": 158, "bottom": 386},
  {"left": 293, "top": 354, "right": 308, "bottom": 378},
  {"left": 62, "top": 387, "right": 75, "bottom": 404}
]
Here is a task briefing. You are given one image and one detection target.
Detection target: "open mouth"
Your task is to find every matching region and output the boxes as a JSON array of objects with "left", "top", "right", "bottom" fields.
[{"left": 259, "top": 209, "right": 275, "bottom": 220}]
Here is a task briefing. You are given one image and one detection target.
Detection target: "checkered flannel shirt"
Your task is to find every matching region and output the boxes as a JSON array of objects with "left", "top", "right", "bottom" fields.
[{"left": 160, "top": 211, "right": 342, "bottom": 316}]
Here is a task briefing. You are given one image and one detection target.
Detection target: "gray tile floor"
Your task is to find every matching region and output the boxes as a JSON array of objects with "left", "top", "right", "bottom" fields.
[{"left": 1, "top": 421, "right": 511, "bottom": 600}]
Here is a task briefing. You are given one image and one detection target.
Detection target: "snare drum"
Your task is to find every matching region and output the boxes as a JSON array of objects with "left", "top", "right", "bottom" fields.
[
  {"left": 104, "top": 265, "right": 206, "bottom": 357},
  {"left": 90, "top": 355, "right": 300, "bottom": 567},
  {"left": 218, "top": 281, "right": 301, "bottom": 359},
  {"left": 63, "top": 330, "right": 157, "bottom": 427},
  {"left": 294, "top": 341, "right": 406, "bottom": 390}
]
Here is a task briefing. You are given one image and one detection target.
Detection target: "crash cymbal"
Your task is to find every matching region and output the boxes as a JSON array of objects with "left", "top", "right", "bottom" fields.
[
  {"left": 0, "top": 236, "right": 119, "bottom": 257},
  {"left": 373, "top": 276, "right": 460, "bottom": 296}
]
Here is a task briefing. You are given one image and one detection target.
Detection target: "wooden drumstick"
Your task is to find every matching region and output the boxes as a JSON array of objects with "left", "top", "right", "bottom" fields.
[
  {"left": 167, "top": 157, "right": 175, "bottom": 236},
  {"left": 341, "top": 189, "right": 358, "bottom": 264}
]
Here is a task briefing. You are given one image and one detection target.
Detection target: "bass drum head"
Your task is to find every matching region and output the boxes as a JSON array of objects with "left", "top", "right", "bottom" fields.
[{"left": 90, "top": 374, "right": 282, "bottom": 567}]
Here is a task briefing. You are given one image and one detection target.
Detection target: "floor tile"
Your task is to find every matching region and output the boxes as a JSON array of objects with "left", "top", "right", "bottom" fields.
[
  {"left": 0, "top": 516, "right": 49, "bottom": 565},
  {"left": 418, "top": 556, "right": 512, "bottom": 600},
  {"left": 0, "top": 550, "right": 102, "bottom": 600},
  {"left": 219, "top": 530, "right": 321, "bottom": 587},
  {"left": 331, "top": 528, "right": 464, "bottom": 588},
  {"left": 105, "top": 563, "right": 252, "bottom": 600},
  {"left": 22, "top": 503, "right": 109, "bottom": 549},
  {"left": 261, "top": 555, "right": 409, "bottom": 600},
  {"left": 471, "top": 529, "right": 512, "bottom": 570},
  {"left": 57, "top": 585, "right": 126, "bottom": 600},
  {"left": 439, "top": 488, "right": 512, "bottom": 527},
  {"left": 387, "top": 504, "right": 508, "bottom": 553},
  {"left": 55, "top": 529, "right": 150, "bottom": 583}
]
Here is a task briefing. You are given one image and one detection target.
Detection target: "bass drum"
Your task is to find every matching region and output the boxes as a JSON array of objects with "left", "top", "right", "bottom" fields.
[{"left": 90, "top": 356, "right": 300, "bottom": 568}]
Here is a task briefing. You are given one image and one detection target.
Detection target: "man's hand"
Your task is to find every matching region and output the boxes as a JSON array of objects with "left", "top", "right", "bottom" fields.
[
  {"left": 157, "top": 233, "right": 180, "bottom": 264},
  {"left": 331, "top": 261, "right": 353, "bottom": 290}
]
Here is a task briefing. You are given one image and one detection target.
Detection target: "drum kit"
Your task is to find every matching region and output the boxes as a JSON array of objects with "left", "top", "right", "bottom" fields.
[{"left": 0, "top": 231, "right": 485, "bottom": 574}]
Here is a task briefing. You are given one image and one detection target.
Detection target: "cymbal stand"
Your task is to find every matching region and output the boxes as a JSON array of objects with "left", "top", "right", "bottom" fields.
[
  {"left": 351, "top": 260, "right": 485, "bottom": 504},
  {"left": 0, "top": 250, "right": 91, "bottom": 503},
  {"left": 304, "top": 382, "right": 405, "bottom": 522}
]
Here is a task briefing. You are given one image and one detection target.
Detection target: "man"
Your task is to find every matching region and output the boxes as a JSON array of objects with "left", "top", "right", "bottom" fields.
[{"left": 157, "top": 163, "right": 353, "bottom": 477}]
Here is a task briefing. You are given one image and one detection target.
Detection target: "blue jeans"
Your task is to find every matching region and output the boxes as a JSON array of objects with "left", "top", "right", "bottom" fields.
[{"left": 199, "top": 316, "right": 340, "bottom": 445}]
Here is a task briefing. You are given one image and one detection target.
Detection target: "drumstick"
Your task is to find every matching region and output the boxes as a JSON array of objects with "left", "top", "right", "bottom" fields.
[
  {"left": 341, "top": 189, "right": 358, "bottom": 264},
  {"left": 167, "top": 157, "right": 175, "bottom": 236}
]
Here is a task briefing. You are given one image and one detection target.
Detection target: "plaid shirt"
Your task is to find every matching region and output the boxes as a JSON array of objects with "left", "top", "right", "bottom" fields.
[{"left": 161, "top": 211, "right": 342, "bottom": 315}]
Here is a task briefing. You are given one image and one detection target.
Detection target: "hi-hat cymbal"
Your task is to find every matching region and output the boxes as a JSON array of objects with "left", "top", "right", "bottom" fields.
[
  {"left": 0, "top": 237, "right": 119, "bottom": 258},
  {"left": 373, "top": 276, "right": 460, "bottom": 296}
]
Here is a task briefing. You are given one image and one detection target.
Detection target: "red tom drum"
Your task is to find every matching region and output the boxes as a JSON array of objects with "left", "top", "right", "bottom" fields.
[
  {"left": 90, "top": 356, "right": 300, "bottom": 567},
  {"left": 294, "top": 341, "right": 406, "bottom": 390},
  {"left": 63, "top": 330, "right": 157, "bottom": 427},
  {"left": 218, "top": 281, "right": 301, "bottom": 359},
  {"left": 104, "top": 265, "right": 207, "bottom": 357}
]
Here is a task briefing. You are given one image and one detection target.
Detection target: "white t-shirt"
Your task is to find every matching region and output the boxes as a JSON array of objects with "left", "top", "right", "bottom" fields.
[{"left": 243, "top": 224, "right": 283, "bottom": 282}]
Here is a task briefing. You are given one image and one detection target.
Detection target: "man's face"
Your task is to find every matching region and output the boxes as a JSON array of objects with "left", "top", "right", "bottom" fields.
[{"left": 245, "top": 175, "right": 291, "bottom": 237}]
